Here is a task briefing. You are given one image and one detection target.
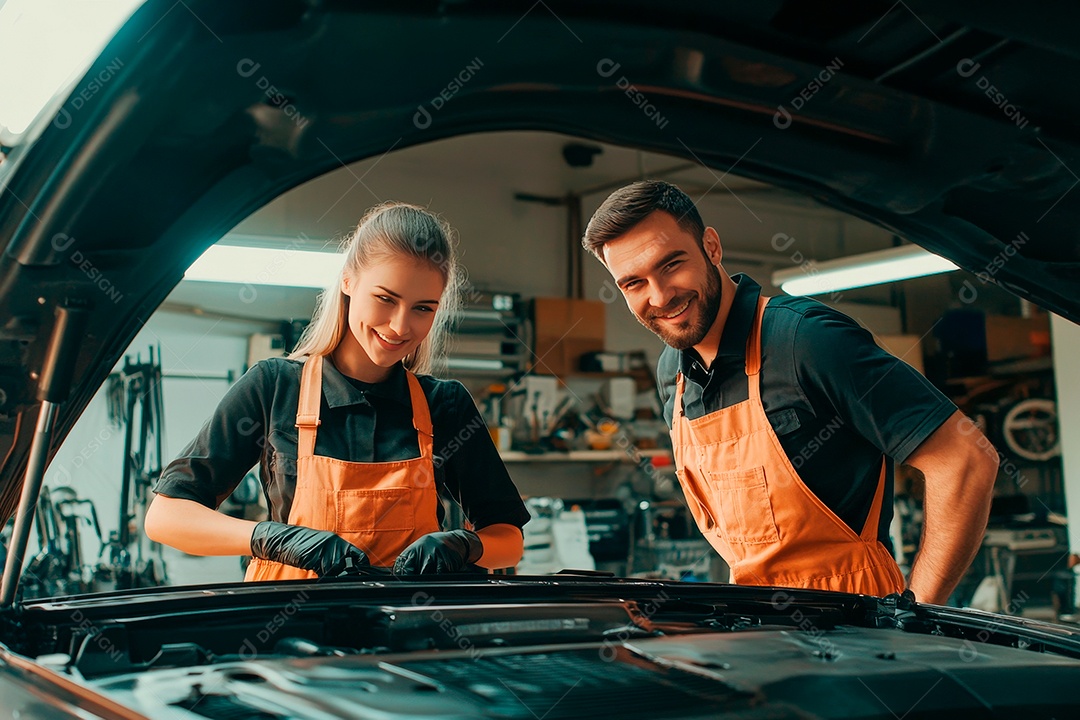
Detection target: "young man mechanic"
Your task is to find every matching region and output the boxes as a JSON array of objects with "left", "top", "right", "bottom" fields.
[{"left": 582, "top": 181, "right": 998, "bottom": 603}]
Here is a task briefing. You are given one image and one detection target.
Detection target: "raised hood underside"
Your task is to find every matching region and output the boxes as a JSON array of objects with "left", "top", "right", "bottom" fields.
[{"left": 0, "top": 0, "right": 1078, "bottom": 518}]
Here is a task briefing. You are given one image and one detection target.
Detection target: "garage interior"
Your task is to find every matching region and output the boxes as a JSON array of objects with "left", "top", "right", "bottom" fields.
[{"left": 29, "top": 130, "right": 1076, "bottom": 619}]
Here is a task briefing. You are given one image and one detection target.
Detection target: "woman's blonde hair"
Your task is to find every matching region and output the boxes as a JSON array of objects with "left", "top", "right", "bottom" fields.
[{"left": 288, "top": 202, "right": 462, "bottom": 375}]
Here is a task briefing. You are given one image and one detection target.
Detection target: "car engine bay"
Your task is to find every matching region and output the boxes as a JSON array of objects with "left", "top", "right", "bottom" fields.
[{"left": 3, "top": 579, "right": 1080, "bottom": 719}]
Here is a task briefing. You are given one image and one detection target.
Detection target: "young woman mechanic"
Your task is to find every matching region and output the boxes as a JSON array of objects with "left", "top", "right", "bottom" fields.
[{"left": 145, "top": 203, "right": 530, "bottom": 579}]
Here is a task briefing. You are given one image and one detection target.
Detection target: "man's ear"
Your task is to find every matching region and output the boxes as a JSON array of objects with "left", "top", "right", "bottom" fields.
[{"left": 702, "top": 227, "right": 722, "bottom": 265}]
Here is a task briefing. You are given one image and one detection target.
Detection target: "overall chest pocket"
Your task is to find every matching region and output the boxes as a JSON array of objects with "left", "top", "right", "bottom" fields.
[
  {"left": 705, "top": 466, "right": 780, "bottom": 545},
  {"left": 335, "top": 487, "right": 416, "bottom": 533}
]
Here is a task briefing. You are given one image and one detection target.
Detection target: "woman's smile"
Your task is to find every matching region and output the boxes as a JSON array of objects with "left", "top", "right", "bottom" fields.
[{"left": 373, "top": 328, "right": 408, "bottom": 350}]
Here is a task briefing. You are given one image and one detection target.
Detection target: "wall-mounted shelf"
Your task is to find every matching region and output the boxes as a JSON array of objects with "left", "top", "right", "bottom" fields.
[
  {"left": 446, "top": 291, "right": 529, "bottom": 382},
  {"left": 499, "top": 448, "right": 671, "bottom": 463}
]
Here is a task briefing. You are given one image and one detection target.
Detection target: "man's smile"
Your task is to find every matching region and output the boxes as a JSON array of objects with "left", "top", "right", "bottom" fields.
[{"left": 655, "top": 298, "right": 691, "bottom": 321}]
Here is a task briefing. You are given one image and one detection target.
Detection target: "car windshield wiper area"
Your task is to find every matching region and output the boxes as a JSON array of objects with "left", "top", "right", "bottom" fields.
[
  {"left": 10, "top": 581, "right": 1080, "bottom": 719},
  {"left": 86, "top": 604, "right": 1080, "bottom": 720},
  {"left": 10, "top": 580, "right": 1080, "bottom": 683},
  {"left": 9, "top": 583, "right": 855, "bottom": 680}
]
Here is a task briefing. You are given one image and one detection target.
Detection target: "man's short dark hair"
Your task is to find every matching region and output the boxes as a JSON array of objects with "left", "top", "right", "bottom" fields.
[{"left": 581, "top": 181, "right": 705, "bottom": 261}]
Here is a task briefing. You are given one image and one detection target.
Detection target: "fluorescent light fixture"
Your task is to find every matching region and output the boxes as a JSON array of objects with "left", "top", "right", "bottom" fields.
[
  {"left": 0, "top": 0, "right": 144, "bottom": 138},
  {"left": 773, "top": 244, "right": 959, "bottom": 296},
  {"left": 446, "top": 358, "right": 507, "bottom": 371},
  {"left": 184, "top": 244, "right": 345, "bottom": 289}
]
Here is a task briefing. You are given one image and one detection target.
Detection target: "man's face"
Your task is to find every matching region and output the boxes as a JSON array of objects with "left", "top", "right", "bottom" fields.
[{"left": 602, "top": 211, "right": 723, "bottom": 351}]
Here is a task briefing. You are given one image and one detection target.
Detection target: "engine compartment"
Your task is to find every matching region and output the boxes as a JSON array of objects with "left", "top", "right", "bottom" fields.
[
  {"left": 6, "top": 578, "right": 1080, "bottom": 719},
  {"left": 82, "top": 625, "right": 1080, "bottom": 719}
]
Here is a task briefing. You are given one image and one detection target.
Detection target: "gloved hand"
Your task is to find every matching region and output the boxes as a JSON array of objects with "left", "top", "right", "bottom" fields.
[
  {"left": 250, "top": 521, "right": 369, "bottom": 577},
  {"left": 393, "top": 530, "right": 483, "bottom": 575}
]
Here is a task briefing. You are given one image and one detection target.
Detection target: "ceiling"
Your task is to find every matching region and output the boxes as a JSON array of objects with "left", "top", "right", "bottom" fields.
[{"left": 165, "top": 130, "right": 888, "bottom": 323}]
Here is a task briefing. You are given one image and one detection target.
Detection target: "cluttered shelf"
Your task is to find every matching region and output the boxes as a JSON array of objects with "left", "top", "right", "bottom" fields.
[{"left": 499, "top": 448, "right": 671, "bottom": 462}]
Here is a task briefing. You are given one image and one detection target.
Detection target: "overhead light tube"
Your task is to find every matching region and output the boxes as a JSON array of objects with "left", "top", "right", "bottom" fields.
[
  {"left": 773, "top": 244, "right": 958, "bottom": 296},
  {"left": 183, "top": 244, "right": 345, "bottom": 289}
]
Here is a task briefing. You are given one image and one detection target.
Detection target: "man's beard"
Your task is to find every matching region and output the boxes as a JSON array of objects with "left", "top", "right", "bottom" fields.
[{"left": 639, "top": 264, "right": 722, "bottom": 351}]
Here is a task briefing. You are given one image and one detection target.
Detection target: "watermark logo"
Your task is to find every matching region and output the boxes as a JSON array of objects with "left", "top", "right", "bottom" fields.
[
  {"left": 238, "top": 590, "right": 310, "bottom": 659},
  {"left": 51, "top": 233, "right": 123, "bottom": 304},
  {"left": 597, "top": 59, "right": 669, "bottom": 130},
  {"left": 771, "top": 591, "right": 843, "bottom": 659},
  {"left": 598, "top": 279, "right": 622, "bottom": 305},
  {"left": 50, "top": 426, "right": 114, "bottom": 485},
  {"left": 237, "top": 59, "right": 309, "bottom": 129},
  {"left": 53, "top": 58, "right": 125, "bottom": 130},
  {"left": 412, "top": 591, "right": 483, "bottom": 658},
  {"left": 774, "top": 58, "right": 844, "bottom": 130},
  {"left": 958, "top": 231, "right": 1029, "bottom": 305},
  {"left": 70, "top": 609, "right": 124, "bottom": 664},
  {"left": 414, "top": 58, "right": 485, "bottom": 129},
  {"left": 956, "top": 413, "right": 1028, "bottom": 490},
  {"left": 790, "top": 416, "right": 844, "bottom": 469},
  {"left": 771, "top": 232, "right": 843, "bottom": 302},
  {"left": 599, "top": 589, "right": 670, "bottom": 661},
  {"left": 956, "top": 59, "right": 1029, "bottom": 129},
  {"left": 958, "top": 590, "right": 1030, "bottom": 662}
]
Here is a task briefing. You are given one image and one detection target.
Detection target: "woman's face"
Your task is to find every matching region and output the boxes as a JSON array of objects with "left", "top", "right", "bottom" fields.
[{"left": 340, "top": 254, "right": 445, "bottom": 371}]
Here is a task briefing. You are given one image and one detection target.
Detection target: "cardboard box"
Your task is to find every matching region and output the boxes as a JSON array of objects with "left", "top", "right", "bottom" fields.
[
  {"left": 531, "top": 297, "right": 606, "bottom": 376},
  {"left": 985, "top": 313, "right": 1050, "bottom": 362}
]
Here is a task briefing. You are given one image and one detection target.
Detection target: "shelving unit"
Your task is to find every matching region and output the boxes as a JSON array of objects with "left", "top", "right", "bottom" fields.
[
  {"left": 446, "top": 293, "right": 529, "bottom": 379},
  {"left": 499, "top": 448, "right": 671, "bottom": 462}
]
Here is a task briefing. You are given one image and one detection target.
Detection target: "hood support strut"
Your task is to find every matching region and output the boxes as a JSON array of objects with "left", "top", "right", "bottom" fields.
[{"left": 0, "top": 305, "right": 88, "bottom": 607}]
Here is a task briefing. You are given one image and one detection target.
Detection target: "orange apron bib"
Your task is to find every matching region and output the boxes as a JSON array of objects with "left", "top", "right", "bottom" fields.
[
  {"left": 245, "top": 356, "right": 441, "bottom": 581},
  {"left": 671, "top": 296, "right": 905, "bottom": 596}
]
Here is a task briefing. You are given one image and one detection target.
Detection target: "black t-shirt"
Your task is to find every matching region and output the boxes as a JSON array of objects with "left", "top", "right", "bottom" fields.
[
  {"left": 657, "top": 275, "right": 957, "bottom": 546},
  {"left": 156, "top": 357, "right": 531, "bottom": 532}
]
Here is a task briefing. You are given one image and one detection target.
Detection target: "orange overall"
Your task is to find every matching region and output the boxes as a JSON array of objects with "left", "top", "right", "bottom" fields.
[
  {"left": 671, "top": 296, "right": 905, "bottom": 596},
  {"left": 245, "top": 356, "right": 441, "bottom": 581}
]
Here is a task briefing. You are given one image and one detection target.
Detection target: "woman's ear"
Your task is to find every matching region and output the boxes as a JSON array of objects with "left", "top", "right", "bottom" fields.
[{"left": 340, "top": 272, "right": 351, "bottom": 296}]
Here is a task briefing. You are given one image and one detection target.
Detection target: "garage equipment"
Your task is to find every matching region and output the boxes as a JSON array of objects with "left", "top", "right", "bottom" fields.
[
  {"left": 101, "top": 345, "right": 168, "bottom": 589},
  {"left": 19, "top": 486, "right": 105, "bottom": 599},
  {"left": 0, "top": 305, "right": 87, "bottom": 606}
]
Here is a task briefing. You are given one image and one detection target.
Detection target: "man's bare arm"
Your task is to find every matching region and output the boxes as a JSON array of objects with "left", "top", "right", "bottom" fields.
[{"left": 903, "top": 409, "right": 998, "bottom": 605}]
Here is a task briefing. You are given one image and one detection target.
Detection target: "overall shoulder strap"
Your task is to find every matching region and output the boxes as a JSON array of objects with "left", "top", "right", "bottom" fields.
[
  {"left": 405, "top": 371, "right": 435, "bottom": 457},
  {"left": 746, "top": 296, "right": 770, "bottom": 400},
  {"left": 295, "top": 356, "right": 323, "bottom": 458}
]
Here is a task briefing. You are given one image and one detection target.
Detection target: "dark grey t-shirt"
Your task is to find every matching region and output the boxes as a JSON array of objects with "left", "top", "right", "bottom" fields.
[
  {"left": 156, "top": 357, "right": 530, "bottom": 531},
  {"left": 658, "top": 274, "right": 957, "bottom": 546}
]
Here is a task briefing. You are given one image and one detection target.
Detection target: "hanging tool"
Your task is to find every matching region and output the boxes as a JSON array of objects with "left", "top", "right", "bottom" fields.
[{"left": 101, "top": 344, "right": 169, "bottom": 590}]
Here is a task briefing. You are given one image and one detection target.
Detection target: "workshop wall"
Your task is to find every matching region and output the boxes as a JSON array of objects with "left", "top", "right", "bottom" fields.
[
  {"left": 38, "top": 312, "right": 257, "bottom": 584},
  {"left": 1052, "top": 314, "right": 1080, "bottom": 602},
  {"left": 40, "top": 131, "right": 913, "bottom": 586},
  {"left": 233, "top": 132, "right": 901, "bottom": 377}
]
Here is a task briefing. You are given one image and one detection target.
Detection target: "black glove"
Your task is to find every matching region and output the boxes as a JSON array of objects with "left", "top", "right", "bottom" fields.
[
  {"left": 393, "top": 530, "right": 483, "bottom": 575},
  {"left": 250, "top": 521, "right": 369, "bottom": 577}
]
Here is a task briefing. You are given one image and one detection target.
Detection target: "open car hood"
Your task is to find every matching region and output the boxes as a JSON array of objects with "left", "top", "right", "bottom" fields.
[
  {"left": 0, "top": 0, "right": 1078, "bottom": 518},
  {"left": 6, "top": 577, "right": 1080, "bottom": 719}
]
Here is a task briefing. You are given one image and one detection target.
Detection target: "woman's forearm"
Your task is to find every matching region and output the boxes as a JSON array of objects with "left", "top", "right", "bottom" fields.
[
  {"left": 144, "top": 494, "right": 259, "bottom": 556},
  {"left": 475, "top": 523, "right": 524, "bottom": 569}
]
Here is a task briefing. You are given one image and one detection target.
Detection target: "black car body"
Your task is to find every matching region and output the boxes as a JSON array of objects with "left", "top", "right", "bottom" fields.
[{"left": 1, "top": 2, "right": 1079, "bottom": 718}]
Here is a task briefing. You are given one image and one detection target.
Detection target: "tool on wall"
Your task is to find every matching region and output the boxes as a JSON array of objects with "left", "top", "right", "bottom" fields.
[
  {"left": 102, "top": 344, "right": 168, "bottom": 589},
  {"left": 19, "top": 486, "right": 105, "bottom": 599}
]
